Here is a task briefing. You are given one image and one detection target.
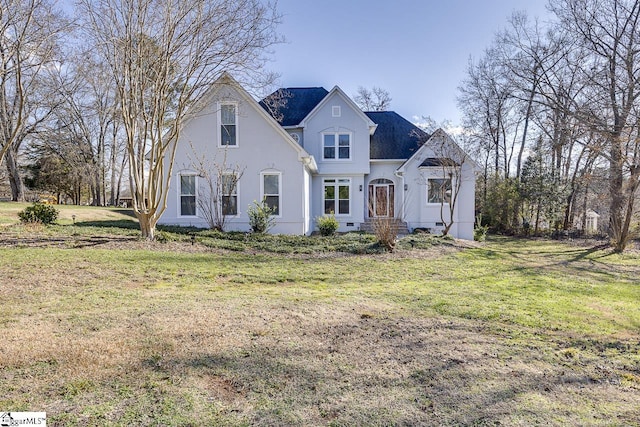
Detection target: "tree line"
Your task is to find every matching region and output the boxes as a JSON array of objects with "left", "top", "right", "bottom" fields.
[{"left": 459, "top": 0, "right": 640, "bottom": 251}]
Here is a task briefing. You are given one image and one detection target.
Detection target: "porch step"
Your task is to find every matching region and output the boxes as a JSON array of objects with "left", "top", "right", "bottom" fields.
[{"left": 360, "top": 219, "right": 410, "bottom": 235}]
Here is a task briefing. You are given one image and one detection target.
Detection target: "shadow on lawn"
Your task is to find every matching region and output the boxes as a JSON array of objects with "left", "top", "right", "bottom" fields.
[
  {"left": 73, "top": 219, "right": 140, "bottom": 229},
  {"left": 476, "top": 237, "right": 637, "bottom": 283},
  {"left": 135, "top": 313, "right": 640, "bottom": 426}
]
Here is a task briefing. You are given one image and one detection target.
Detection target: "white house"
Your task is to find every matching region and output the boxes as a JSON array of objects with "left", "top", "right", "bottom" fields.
[{"left": 160, "top": 73, "right": 476, "bottom": 239}]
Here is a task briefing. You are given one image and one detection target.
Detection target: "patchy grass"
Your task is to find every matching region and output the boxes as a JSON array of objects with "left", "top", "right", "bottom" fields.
[{"left": 0, "top": 204, "right": 639, "bottom": 425}]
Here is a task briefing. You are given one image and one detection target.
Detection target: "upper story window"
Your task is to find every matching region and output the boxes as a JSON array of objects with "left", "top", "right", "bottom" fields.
[
  {"left": 180, "top": 175, "right": 197, "bottom": 216},
  {"left": 427, "top": 178, "right": 452, "bottom": 204},
  {"left": 323, "top": 133, "right": 351, "bottom": 160},
  {"left": 220, "top": 103, "right": 237, "bottom": 146}
]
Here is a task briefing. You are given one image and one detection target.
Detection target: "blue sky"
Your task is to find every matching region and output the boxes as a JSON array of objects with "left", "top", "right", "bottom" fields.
[{"left": 270, "top": 0, "right": 550, "bottom": 126}]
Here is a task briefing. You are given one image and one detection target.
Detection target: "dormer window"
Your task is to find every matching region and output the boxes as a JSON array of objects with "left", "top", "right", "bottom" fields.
[{"left": 323, "top": 133, "right": 351, "bottom": 160}]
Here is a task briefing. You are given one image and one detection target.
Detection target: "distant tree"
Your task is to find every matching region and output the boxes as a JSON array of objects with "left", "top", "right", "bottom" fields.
[
  {"left": 354, "top": 86, "right": 392, "bottom": 111},
  {"left": 0, "top": 0, "right": 69, "bottom": 201},
  {"left": 519, "top": 142, "right": 567, "bottom": 234},
  {"left": 260, "top": 88, "right": 292, "bottom": 124},
  {"left": 24, "top": 153, "right": 79, "bottom": 204},
  {"left": 551, "top": 0, "right": 640, "bottom": 251},
  {"left": 78, "top": 0, "right": 281, "bottom": 239}
]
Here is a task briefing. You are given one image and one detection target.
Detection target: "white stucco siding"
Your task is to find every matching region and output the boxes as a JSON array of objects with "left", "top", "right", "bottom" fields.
[
  {"left": 367, "top": 162, "right": 404, "bottom": 219},
  {"left": 311, "top": 174, "right": 365, "bottom": 233},
  {"left": 161, "top": 84, "right": 310, "bottom": 235},
  {"left": 400, "top": 144, "right": 476, "bottom": 240},
  {"left": 303, "top": 91, "right": 371, "bottom": 176}
]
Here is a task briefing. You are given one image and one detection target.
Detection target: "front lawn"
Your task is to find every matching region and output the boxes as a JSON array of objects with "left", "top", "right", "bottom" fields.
[{"left": 0, "top": 204, "right": 639, "bottom": 425}]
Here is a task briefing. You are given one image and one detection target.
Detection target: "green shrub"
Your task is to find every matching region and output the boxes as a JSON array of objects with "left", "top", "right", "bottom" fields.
[
  {"left": 316, "top": 214, "right": 339, "bottom": 236},
  {"left": 18, "top": 202, "right": 59, "bottom": 225},
  {"left": 247, "top": 199, "right": 276, "bottom": 233},
  {"left": 474, "top": 224, "right": 488, "bottom": 242}
]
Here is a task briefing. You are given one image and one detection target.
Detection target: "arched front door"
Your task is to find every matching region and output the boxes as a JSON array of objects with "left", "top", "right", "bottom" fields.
[{"left": 368, "top": 179, "right": 394, "bottom": 218}]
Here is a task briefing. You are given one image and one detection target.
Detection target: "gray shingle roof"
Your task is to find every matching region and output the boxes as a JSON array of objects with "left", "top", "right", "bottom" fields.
[
  {"left": 260, "top": 88, "right": 430, "bottom": 161},
  {"left": 365, "top": 111, "right": 430, "bottom": 160},
  {"left": 260, "top": 87, "right": 329, "bottom": 127},
  {"left": 420, "top": 157, "right": 460, "bottom": 167}
]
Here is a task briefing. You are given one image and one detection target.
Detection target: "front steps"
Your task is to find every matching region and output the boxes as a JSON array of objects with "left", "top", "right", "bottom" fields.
[{"left": 359, "top": 218, "right": 409, "bottom": 235}]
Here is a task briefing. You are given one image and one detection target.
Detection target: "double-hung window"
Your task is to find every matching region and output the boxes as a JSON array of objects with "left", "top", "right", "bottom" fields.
[
  {"left": 427, "top": 178, "right": 452, "bottom": 204},
  {"left": 221, "top": 174, "right": 238, "bottom": 216},
  {"left": 220, "top": 104, "right": 237, "bottom": 146},
  {"left": 262, "top": 173, "right": 281, "bottom": 215},
  {"left": 323, "top": 133, "right": 350, "bottom": 160},
  {"left": 324, "top": 178, "right": 350, "bottom": 215},
  {"left": 180, "top": 175, "right": 197, "bottom": 216}
]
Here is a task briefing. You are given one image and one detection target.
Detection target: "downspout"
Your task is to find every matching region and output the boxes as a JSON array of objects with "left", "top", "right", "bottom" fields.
[
  {"left": 394, "top": 170, "right": 405, "bottom": 222},
  {"left": 301, "top": 156, "right": 317, "bottom": 235}
]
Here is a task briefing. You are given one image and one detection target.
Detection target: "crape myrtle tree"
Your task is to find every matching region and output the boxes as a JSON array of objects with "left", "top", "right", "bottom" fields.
[{"left": 78, "top": 0, "right": 281, "bottom": 239}]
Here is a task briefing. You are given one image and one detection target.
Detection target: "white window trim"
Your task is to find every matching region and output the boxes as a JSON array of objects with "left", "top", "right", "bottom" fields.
[
  {"left": 260, "top": 171, "right": 282, "bottom": 218},
  {"left": 221, "top": 172, "right": 240, "bottom": 217},
  {"left": 321, "top": 132, "right": 352, "bottom": 161},
  {"left": 217, "top": 101, "right": 239, "bottom": 148},
  {"left": 323, "top": 178, "right": 352, "bottom": 217},
  {"left": 426, "top": 177, "right": 452, "bottom": 205},
  {"left": 332, "top": 106, "right": 341, "bottom": 117},
  {"left": 178, "top": 173, "right": 198, "bottom": 217}
]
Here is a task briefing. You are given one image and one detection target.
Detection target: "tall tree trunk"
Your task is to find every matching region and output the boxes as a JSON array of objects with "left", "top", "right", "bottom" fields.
[
  {"left": 609, "top": 135, "right": 626, "bottom": 251},
  {"left": 563, "top": 189, "right": 575, "bottom": 230},
  {"left": 5, "top": 149, "right": 25, "bottom": 202},
  {"left": 93, "top": 168, "right": 102, "bottom": 206}
]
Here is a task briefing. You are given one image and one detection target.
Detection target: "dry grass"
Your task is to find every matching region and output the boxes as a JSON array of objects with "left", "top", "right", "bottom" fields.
[{"left": 0, "top": 224, "right": 639, "bottom": 425}]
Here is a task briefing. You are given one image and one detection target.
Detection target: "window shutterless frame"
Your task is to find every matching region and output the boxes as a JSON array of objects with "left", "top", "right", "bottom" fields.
[
  {"left": 179, "top": 174, "right": 197, "bottom": 216},
  {"left": 260, "top": 172, "right": 281, "bottom": 216},
  {"left": 218, "top": 102, "right": 238, "bottom": 147},
  {"left": 322, "top": 132, "right": 351, "bottom": 160},
  {"left": 323, "top": 178, "right": 351, "bottom": 215}
]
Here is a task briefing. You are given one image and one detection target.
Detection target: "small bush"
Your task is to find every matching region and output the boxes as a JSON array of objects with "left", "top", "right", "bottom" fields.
[
  {"left": 316, "top": 214, "right": 339, "bottom": 236},
  {"left": 248, "top": 199, "right": 276, "bottom": 233},
  {"left": 474, "top": 224, "right": 488, "bottom": 242},
  {"left": 18, "top": 202, "right": 59, "bottom": 225},
  {"left": 371, "top": 217, "right": 399, "bottom": 252}
]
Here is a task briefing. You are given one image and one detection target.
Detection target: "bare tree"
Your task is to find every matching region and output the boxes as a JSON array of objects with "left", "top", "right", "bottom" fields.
[
  {"left": 78, "top": 0, "right": 280, "bottom": 239},
  {"left": 354, "top": 86, "right": 392, "bottom": 111},
  {"left": 551, "top": 0, "right": 640, "bottom": 251},
  {"left": 189, "top": 146, "right": 245, "bottom": 231},
  {"left": 425, "top": 130, "right": 473, "bottom": 237},
  {"left": 0, "top": 0, "right": 69, "bottom": 201}
]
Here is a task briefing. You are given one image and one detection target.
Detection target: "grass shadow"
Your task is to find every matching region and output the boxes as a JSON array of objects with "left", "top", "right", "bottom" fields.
[
  {"left": 72, "top": 219, "right": 140, "bottom": 230},
  {"left": 111, "top": 209, "right": 137, "bottom": 218}
]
